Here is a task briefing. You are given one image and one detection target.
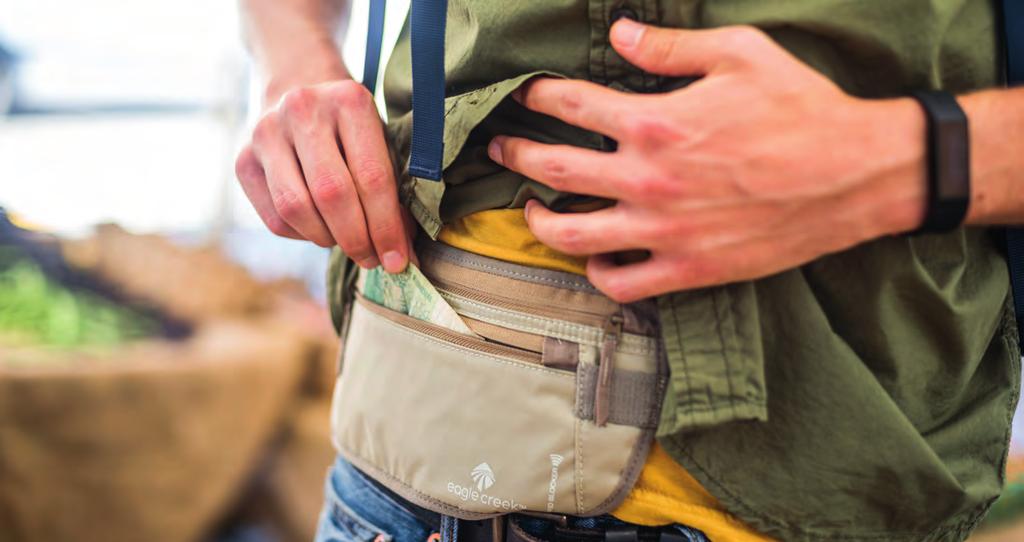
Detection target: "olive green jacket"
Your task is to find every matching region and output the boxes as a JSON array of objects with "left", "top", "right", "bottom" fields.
[{"left": 328, "top": 1, "right": 1020, "bottom": 540}]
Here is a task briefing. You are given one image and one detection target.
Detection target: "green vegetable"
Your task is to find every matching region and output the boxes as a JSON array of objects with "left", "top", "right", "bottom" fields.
[{"left": 0, "top": 248, "right": 159, "bottom": 350}]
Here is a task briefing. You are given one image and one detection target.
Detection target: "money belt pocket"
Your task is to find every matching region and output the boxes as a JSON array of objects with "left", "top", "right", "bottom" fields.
[{"left": 329, "top": 240, "right": 669, "bottom": 519}]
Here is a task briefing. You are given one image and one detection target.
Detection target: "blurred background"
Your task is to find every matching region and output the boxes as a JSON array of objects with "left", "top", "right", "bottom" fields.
[
  {"left": 0, "top": 1, "right": 406, "bottom": 541},
  {"left": 0, "top": 1, "right": 1022, "bottom": 541}
]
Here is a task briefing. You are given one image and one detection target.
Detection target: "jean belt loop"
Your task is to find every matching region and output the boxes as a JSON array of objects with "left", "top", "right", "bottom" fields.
[{"left": 440, "top": 515, "right": 460, "bottom": 542}]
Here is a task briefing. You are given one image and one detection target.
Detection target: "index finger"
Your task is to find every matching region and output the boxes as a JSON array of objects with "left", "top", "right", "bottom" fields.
[
  {"left": 333, "top": 82, "right": 411, "bottom": 273},
  {"left": 514, "top": 77, "right": 641, "bottom": 138}
]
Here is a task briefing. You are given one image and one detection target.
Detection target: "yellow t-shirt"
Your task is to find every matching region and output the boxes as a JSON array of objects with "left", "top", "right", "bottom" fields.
[{"left": 438, "top": 209, "right": 772, "bottom": 542}]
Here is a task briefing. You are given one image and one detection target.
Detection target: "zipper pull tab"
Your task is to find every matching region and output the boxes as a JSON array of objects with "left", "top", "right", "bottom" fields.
[{"left": 595, "top": 313, "right": 623, "bottom": 427}]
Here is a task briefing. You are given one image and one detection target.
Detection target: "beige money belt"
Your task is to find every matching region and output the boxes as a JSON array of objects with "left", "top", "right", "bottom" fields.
[{"left": 330, "top": 240, "right": 668, "bottom": 518}]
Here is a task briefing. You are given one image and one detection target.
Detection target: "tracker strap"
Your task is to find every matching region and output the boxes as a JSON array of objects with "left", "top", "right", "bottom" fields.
[{"left": 910, "top": 90, "right": 970, "bottom": 233}]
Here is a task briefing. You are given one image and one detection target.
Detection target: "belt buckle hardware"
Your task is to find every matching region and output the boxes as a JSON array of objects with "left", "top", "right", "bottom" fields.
[
  {"left": 605, "top": 526, "right": 639, "bottom": 542},
  {"left": 520, "top": 511, "right": 569, "bottom": 528}
]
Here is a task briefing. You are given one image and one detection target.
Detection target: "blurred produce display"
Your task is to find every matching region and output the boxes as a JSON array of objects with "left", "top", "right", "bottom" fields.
[
  {"left": 983, "top": 477, "right": 1024, "bottom": 528},
  {"left": 0, "top": 209, "right": 339, "bottom": 542},
  {"left": 61, "top": 223, "right": 296, "bottom": 323},
  {"left": 0, "top": 247, "right": 159, "bottom": 348}
]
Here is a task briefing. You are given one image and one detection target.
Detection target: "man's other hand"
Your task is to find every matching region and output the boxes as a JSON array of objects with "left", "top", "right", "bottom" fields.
[
  {"left": 488, "top": 19, "right": 927, "bottom": 302},
  {"left": 235, "top": 80, "right": 412, "bottom": 272}
]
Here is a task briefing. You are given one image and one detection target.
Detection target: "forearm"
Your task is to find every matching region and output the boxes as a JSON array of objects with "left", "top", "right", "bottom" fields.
[
  {"left": 240, "top": 0, "right": 352, "bottom": 106},
  {"left": 962, "top": 87, "right": 1024, "bottom": 225}
]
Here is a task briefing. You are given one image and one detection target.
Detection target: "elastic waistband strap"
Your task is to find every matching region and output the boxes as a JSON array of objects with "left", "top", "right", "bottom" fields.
[
  {"left": 417, "top": 237, "right": 599, "bottom": 293},
  {"left": 415, "top": 238, "right": 659, "bottom": 337}
]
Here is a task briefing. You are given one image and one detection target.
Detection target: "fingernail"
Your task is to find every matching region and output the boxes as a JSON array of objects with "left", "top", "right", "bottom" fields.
[
  {"left": 358, "top": 256, "right": 380, "bottom": 269},
  {"left": 524, "top": 200, "right": 536, "bottom": 221},
  {"left": 511, "top": 87, "right": 523, "bottom": 103},
  {"left": 488, "top": 138, "right": 504, "bottom": 165},
  {"left": 382, "top": 250, "right": 406, "bottom": 273},
  {"left": 611, "top": 19, "right": 644, "bottom": 49}
]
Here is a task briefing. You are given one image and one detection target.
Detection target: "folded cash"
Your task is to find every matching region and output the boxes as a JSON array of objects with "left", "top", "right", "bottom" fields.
[{"left": 359, "top": 264, "right": 477, "bottom": 336}]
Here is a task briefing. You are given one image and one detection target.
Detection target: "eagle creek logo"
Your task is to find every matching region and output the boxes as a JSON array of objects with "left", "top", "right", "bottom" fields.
[
  {"left": 446, "top": 461, "right": 525, "bottom": 512},
  {"left": 546, "top": 454, "right": 563, "bottom": 512},
  {"left": 470, "top": 462, "right": 495, "bottom": 491}
]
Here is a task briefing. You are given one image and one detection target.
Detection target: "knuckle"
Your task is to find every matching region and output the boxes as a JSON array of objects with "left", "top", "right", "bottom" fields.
[
  {"left": 281, "top": 87, "right": 317, "bottom": 120},
  {"left": 252, "top": 113, "right": 281, "bottom": 145},
  {"left": 342, "top": 238, "right": 374, "bottom": 262},
  {"left": 540, "top": 156, "right": 569, "bottom": 185},
  {"left": 656, "top": 223, "right": 698, "bottom": 251},
  {"left": 330, "top": 79, "right": 373, "bottom": 111},
  {"left": 620, "top": 118, "right": 644, "bottom": 142},
  {"left": 623, "top": 113, "right": 677, "bottom": 145},
  {"left": 556, "top": 90, "right": 584, "bottom": 118},
  {"left": 620, "top": 117, "right": 650, "bottom": 143},
  {"left": 552, "top": 223, "right": 590, "bottom": 254},
  {"left": 631, "top": 173, "right": 678, "bottom": 202},
  {"left": 311, "top": 236, "right": 335, "bottom": 248},
  {"left": 661, "top": 219, "right": 694, "bottom": 242},
  {"left": 673, "top": 257, "right": 717, "bottom": 288},
  {"left": 310, "top": 171, "right": 349, "bottom": 203},
  {"left": 272, "top": 190, "right": 310, "bottom": 222},
  {"left": 264, "top": 215, "right": 292, "bottom": 237},
  {"left": 234, "top": 148, "right": 258, "bottom": 182},
  {"left": 369, "top": 218, "right": 403, "bottom": 245},
  {"left": 356, "top": 160, "right": 393, "bottom": 192}
]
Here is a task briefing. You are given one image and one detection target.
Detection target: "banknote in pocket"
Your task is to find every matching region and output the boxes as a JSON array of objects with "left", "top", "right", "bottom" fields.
[{"left": 357, "top": 264, "right": 477, "bottom": 336}]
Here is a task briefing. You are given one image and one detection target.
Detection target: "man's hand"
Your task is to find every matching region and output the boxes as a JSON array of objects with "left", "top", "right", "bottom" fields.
[
  {"left": 235, "top": 79, "right": 412, "bottom": 272},
  {"left": 237, "top": 0, "right": 411, "bottom": 271},
  {"left": 488, "top": 19, "right": 928, "bottom": 302}
]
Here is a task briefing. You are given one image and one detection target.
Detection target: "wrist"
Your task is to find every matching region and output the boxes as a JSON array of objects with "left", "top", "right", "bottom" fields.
[
  {"left": 260, "top": 37, "right": 350, "bottom": 108},
  {"left": 961, "top": 90, "right": 1012, "bottom": 224},
  {"left": 845, "top": 96, "right": 928, "bottom": 237}
]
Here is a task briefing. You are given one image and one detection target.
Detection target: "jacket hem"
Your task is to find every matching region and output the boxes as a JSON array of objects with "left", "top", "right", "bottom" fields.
[{"left": 659, "top": 434, "right": 991, "bottom": 542}]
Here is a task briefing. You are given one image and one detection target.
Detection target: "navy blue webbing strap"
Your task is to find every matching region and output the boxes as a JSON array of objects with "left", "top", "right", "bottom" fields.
[
  {"left": 361, "top": 0, "right": 388, "bottom": 93},
  {"left": 361, "top": 0, "right": 447, "bottom": 181},
  {"left": 407, "top": 0, "right": 447, "bottom": 181},
  {"left": 1001, "top": 0, "right": 1024, "bottom": 345}
]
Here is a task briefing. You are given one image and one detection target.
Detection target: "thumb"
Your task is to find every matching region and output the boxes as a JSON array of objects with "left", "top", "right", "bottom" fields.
[{"left": 610, "top": 19, "right": 749, "bottom": 76}]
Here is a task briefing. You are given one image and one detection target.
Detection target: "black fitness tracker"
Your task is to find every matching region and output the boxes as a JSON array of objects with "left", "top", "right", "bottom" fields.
[{"left": 909, "top": 90, "right": 970, "bottom": 234}]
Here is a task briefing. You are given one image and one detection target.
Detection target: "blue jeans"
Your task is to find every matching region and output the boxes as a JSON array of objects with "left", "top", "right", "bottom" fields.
[{"left": 314, "top": 455, "right": 710, "bottom": 542}]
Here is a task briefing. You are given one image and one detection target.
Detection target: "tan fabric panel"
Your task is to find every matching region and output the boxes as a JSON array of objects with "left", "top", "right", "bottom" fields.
[
  {"left": 417, "top": 244, "right": 616, "bottom": 322},
  {"left": 463, "top": 316, "right": 545, "bottom": 354},
  {"left": 438, "top": 291, "right": 657, "bottom": 357},
  {"left": 330, "top": 299, "right": 653, "bottom": 518},
  {"left": 574, "top": 419, "right": 651, "bottom": 513}
]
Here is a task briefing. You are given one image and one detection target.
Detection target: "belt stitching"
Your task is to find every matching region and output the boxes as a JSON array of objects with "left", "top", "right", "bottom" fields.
[{"left": 420, "top": 242, "right": 600, "bottom": 293}]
